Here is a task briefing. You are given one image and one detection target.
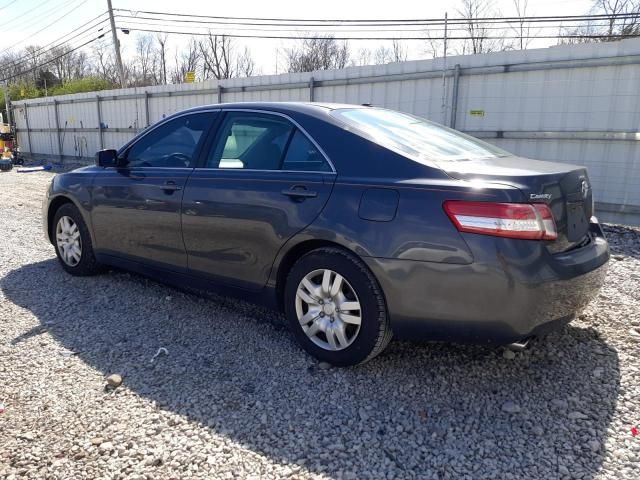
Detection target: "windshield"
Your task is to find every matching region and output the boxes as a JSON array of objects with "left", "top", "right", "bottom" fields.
[{"left": 332, "top": 108, "right": 510, "bottom": 163}]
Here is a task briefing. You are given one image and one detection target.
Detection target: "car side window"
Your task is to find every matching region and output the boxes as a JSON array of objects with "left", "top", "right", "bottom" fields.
[
  {"left": 124, "top": 113, "right": 213, "bottom": 168},
  {"left": 281, "top": 130, "right": 332, "bottom": 172},
  {"left": 208, "top": 113, "right": 294, "bottom": 170}
]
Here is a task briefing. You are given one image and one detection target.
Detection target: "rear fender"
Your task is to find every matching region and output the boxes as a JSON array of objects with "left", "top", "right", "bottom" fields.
[{"left": 291, "top": 178, "right": 525, "bottom": 264}]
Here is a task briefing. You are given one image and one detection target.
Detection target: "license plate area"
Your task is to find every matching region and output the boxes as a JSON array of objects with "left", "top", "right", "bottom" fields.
[{"left": 566, "top": 201, "right": 588, "bottom": 242}]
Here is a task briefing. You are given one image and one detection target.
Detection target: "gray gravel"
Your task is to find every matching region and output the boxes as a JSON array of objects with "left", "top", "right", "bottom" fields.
[{"left": 1, "top": 170, "right": 639, "bottom": 479}]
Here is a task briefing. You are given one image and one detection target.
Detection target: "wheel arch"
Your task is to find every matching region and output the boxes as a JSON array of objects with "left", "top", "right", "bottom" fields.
[
  {"left": 46, "top": 195, "right": 83, "bottom": 244},
  {"left": 274, "top": 239, "right": 385, "bottom": 313}
]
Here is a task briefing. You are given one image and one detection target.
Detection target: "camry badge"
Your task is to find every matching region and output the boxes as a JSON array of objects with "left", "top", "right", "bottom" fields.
[{"left": 530, "top": 193, "right": 552, "bottom": 200}]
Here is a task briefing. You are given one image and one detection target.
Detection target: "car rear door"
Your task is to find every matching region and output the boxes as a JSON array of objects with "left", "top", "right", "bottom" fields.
[
  {"left": 91, "top": 111, "right": 218, "bottom": 270},
  {"left": 181, "top": 110, "right": 336, "bottom": 290}
]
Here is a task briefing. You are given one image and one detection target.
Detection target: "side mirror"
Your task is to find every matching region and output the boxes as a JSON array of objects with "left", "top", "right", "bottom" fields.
[{"left": 95, "top": 149, "right": 118, "bottom": 167}]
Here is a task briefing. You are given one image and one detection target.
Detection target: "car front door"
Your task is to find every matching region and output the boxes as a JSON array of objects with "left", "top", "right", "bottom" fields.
[
  {"left": 181, "top": 110, "right": 336, "bottom": 290},
  {"left": 91, "top": 111, "right": 218, "bottom": 270}
]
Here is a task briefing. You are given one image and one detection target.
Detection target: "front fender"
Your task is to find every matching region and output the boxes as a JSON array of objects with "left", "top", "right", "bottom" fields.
[{"left": 43, "top": 169, "right": 97, "bottom": 245}]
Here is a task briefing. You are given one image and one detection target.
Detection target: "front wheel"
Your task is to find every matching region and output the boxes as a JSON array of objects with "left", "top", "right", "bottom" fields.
[
  {"left": 284, "top": 247, "right": 392, "bottom": 366},
  {"left": 52, "top": 203, "right": 102, "bottom": 276}
]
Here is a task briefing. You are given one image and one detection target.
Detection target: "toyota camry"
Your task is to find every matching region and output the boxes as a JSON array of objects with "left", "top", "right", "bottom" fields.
[{"left": 43, "top": 102, "right": 609, "bottom": 366}]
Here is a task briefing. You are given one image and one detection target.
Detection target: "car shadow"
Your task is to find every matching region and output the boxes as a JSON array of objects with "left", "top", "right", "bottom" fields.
[{"left": 2, "top": 259, "right": 620, "bottom": 479}]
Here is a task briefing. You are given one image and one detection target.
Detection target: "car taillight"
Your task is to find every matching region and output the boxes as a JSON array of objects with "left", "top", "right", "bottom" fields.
[{"left": 443, "top": 201, "right": 557, "bottom": 241}]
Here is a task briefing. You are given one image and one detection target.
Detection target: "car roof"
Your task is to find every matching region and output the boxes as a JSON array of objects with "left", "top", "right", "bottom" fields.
[{"left": 184, "top": 101, "right": 368, "bottom": 119}]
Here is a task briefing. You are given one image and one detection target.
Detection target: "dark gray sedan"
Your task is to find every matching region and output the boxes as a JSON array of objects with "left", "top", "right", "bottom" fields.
[{"left": 43, "top": 102, "right": 609, "bottom": 366}]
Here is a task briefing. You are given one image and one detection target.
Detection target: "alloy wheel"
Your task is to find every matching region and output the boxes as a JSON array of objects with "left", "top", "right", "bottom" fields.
[
  {"left": 56, "top": 215, "right": 82, "bottom": 266},
  {"left": 295, "top": 269, "right": 362, "bottom": 351}
]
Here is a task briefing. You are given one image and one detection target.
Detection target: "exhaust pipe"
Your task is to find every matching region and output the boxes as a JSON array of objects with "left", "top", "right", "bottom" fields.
[{"left": 506, "top": 338, "right": 531, "bottom": 352}]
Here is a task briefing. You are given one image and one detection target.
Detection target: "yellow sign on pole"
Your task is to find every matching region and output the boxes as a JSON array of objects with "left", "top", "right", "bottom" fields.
[{"left": 185, "top": 71, "right": 196, "bottom": 83}]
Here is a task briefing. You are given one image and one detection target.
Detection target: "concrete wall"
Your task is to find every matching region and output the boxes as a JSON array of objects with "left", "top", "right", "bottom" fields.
[{"left": 11, "top": 38, "right": 640, "bottom": 225}]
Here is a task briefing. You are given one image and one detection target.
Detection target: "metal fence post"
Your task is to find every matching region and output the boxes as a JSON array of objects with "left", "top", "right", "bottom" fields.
[
  {"left": 144, "top": 91, "right": 150, "bottom": 127},
  {"left": 309, "top": 76, "right": 315, "bottom": 102},
  {"left": 2, "top": 82, "right": 11, "bottom": 127},
  {"left": 217, "top": 85, "right": 223, "bottom": 104},
  {"left": 23, "top": 104, "right": 32, "bottom": 154},
  {"left": 449, "top": 64, "right": 461, "bottom": 129},
  {"left": 53, "top": 100, "right": 63, "bottom": 160},
  {"left": 96, "top": 95, "right": 104, "bottom": 150},
  {"left": 449, "top": 63, "right": 460, "bottom": 128}
]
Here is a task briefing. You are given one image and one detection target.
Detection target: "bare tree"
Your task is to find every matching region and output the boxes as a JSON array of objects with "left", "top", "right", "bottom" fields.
[
  {"left": 511, "top": 0, "right": 533, "bottom": 49},
  {"left": 200, "top": 34, "right": 233, "bottom": 79},
  {"left": 22, "top": 46, "right": 46, "bottom": 84},
  {"left": 91, "top": 39, "right": 119, "bottom": 84},
  {"left": 559, "top": 0, "right": 640, "bottom": 43},
  {"left": 353, "top": 48, "right": 372, "bottom": 66},
  {"left": 597, "top": 0, "right": 640, "bottom": 36},
  {"left": 335, "top": 41, "right": 350, "bottom": 69},
  {"left": 0, "top": 51, "right": 24, "bottom": 81},
  {"left": 391, "top": 40, "right": 408, "bottom": 62},
  {"left": 132, "top": 34, "right": 158, "bottom": 86},
  {"left": 285, "top": 36, "right": 350, "bottom": 72},
  {"left": 424, "top": 30, "right": 446, "bottom": 59},
  {"left": 373, "top": 40, "right": 408, "bottom": 64},
  {"left": 155, "top": 33, "right": 169, "bottom": 85},
  {"left": 171, "top": 38, "right": 200, "bottom": 84},
  {"left": 236, "top": 46, "right": 256, "bottom": 77},
  {"left": 456, "top": 0, "right": 509, "bottom": 54},
  {"left": 198, "top": 34, "right": 257, "bottom": 79},
  {"left": 47, "top": 45, "right": 90, "bottom": 82}
]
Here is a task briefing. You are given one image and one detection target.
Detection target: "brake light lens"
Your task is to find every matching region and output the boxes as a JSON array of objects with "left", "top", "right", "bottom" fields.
[{"left": 443, "top": 201, "right": 557, "bottom": 240}]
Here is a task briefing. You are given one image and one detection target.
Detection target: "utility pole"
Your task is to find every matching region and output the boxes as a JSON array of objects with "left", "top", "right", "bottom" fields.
[
  {"left": 441, "top": 12, "right": 448, "bottom": 125},
  {"left": 2, "top": 82, "right": 11, "bottom": 127},
  {"left": 107, "top": 0, "right": 126, "bottom": 87}
]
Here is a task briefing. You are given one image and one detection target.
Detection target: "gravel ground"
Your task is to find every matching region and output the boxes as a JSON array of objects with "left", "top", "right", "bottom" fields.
[{"left": 1, "top": 170, "right": 639, "bottom": 480}]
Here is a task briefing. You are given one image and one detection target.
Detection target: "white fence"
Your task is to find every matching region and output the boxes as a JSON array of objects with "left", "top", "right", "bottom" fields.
[{"left": 11, "top": 38, "right": 640, "bottom": 225}]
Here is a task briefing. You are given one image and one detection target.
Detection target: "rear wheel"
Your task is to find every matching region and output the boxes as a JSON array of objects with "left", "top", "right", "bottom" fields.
[
  {"left": 284, "top": 247, "right": 392, "bottom": 366},
  {"left": 52, "top": 203, "right": 102, "bottom": 276}
]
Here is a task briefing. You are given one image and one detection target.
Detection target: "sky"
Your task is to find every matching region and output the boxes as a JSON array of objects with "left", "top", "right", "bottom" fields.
[{"left": 2, "top": 0, "right": 596, "bottom": 76}]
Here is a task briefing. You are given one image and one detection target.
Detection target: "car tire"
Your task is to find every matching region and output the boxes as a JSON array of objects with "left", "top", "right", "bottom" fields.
[
  {"left": 52, "top": 203, "right": 102, "bottom": 276},
  {"left": 0, "top": 159, "right": 12, "bottom": 171},
  {"left": 284, "top": 247, "right": 392, "bottom": 366}
]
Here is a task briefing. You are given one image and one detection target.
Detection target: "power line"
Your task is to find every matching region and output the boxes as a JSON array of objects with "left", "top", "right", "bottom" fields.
[
  {"left": 115, "top": 24, "right": 640, "bottom": 41},
  {"left": 113, "top": 14, "right": 627, "bottom": 35},
  {"left": 113, "top": 9, "right": 640, "bottom": 26},
  {"left": 0, "top": 0, "right": 18, "bottom": 10},
  {"left": 4, "top": 15, "right": 109, "bottom": 73},
  {"left": 0, "top": 0, "right": 89, "bottom": 54},
  {"left": 2, "top": 0, "right": 80, "bottom": 35},
  {"left": 0, "top": 36, "right": 102, "bottom": 83},
  {"left": 2, "top": 0, "right": 55, "bottom": 25}
]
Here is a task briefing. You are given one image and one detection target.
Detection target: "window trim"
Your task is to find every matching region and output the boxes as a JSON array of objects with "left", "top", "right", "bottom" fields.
[
  {"left": 116, "top": 108, "right": 221, "bottom": 169},
  {"left": 201, "top": 108, "right": 336, "bottom": 174}
]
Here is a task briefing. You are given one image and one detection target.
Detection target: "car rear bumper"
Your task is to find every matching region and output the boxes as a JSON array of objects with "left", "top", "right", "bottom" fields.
[{"left": 363, "top": 222, "right": 609, "bottom": 345}]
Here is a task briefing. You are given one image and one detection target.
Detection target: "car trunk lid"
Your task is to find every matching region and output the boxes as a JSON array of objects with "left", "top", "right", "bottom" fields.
[{"left": 438, "top": 156, "right": 594, "bottom": 251}]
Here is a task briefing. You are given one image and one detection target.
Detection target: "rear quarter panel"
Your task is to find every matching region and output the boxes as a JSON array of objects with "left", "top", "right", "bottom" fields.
[{"left": 270, "top": 176, "right": 526, "bottom": 281}]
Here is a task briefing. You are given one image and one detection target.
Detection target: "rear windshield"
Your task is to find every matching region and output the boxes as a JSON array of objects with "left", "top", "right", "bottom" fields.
[{"left": 332, "top": 108, "right": 510, "bottom": 163}]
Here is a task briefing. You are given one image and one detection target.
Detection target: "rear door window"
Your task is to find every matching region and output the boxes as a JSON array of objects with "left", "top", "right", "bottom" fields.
[
  {"left": 282, "top": 130, "right": 332, "bottom": 172},
  {"left": 206, "top": 111, "right": 333, "bottom": 173},
  {"left": 208, "top": 113, "right": 294, "bottom": 170}
]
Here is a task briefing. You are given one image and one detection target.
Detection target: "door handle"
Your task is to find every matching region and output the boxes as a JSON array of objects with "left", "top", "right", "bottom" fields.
[
  {"left": 281, "top": 185, "right": 318, "bottom": 201},
  {"left": 161, "top": 181, "right": 182, "bottom": 192}
]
